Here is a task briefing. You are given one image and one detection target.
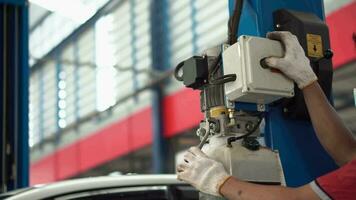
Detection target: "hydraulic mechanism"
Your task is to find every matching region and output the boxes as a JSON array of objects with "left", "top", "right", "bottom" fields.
[{"left": 175, "top": 35, "right": 289, "bottom": 199}]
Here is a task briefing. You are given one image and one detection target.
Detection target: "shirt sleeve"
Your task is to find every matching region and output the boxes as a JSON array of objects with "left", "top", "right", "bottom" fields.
[{"left": 310, "top": 159, "right": 356, "bottom": 200}]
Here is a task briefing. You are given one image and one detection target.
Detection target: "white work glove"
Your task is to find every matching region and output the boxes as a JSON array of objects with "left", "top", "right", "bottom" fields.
[
  {"left": 176, "top": 147, "right": 231, "bottom": 197},
  {"left": 265, "top": 31, "right": 318, "bottom": 89}
]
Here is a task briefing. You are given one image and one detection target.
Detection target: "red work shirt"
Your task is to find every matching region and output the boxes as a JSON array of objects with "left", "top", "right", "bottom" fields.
[{"left": 310, "top": 159, "right": 356, "bottom": 200}]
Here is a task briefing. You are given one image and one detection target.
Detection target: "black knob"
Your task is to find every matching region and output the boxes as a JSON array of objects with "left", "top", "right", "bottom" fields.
[
  {"left": 323, "top": 49, "right": 333, "bottom": 60},
  {"left": 242, "top": 137, "right": 260, "bottom": 151}
]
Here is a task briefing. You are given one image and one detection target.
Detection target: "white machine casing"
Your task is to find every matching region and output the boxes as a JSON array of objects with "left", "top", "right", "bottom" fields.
[
  {"left": 199, "top": 136, "right": 286, "bottom": 200},
  {"left": 222, "top": 35, "right": 294, "bottom": 104}
]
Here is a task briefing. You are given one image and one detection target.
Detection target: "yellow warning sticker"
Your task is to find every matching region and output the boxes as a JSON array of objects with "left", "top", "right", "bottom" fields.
[{"left": 306, "top": 34, "right": 323, "bottom": 58}]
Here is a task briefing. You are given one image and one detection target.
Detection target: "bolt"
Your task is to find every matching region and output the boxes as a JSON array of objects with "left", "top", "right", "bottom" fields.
[
  {"left": 227, "top": 100, "right": 234, "bottom": 106},
  {"left": 197, "top": 128, "right": 206, "bottom": 136},
  {"left": 201, "top": 128, "right": 206, "bottom": 134},
  {"left": 283, "top": 108, "right": 288, "bottom": 113},
  {"left": 245, "top": 122, "right": 254, "bottom": 131},
  {"left": 210, "top": 123, "right": 216, "bottom": 130},
  {"left": 276, "top": 24, "right": 281, "bottom": 29},
  {"left": 258, "top": 104, "right": 265, "bottom": 110}
]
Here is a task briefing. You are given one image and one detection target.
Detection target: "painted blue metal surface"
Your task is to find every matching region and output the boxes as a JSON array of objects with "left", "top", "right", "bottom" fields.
[
  {"left": 0, "top": 18, "right": 3, "bottom": 191},
  {"left": 17, "top": 2, "right": 29, "bottom": 187},
  {"left": 150, "top": 0, "right": 171, "bottom": 173},
  {"left": 0, "top": 0, "right": 29, "bottom": 190},
  {"left": 4, "top": 3, "right": 18, "bottom": 191},
  {"left": 229, "top": 0, "right": 337, "bottom": 187},
  {"left": 0, "top": 0, "right": 25, "bottom": 6},
  {"left": 235, "top": 102, "right": 269, "bottom": 112}
]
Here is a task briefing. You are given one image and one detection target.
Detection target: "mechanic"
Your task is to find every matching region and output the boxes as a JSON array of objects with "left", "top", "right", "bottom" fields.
[{"left": 177, "top": 31, "right": 356, "bottom": 200}]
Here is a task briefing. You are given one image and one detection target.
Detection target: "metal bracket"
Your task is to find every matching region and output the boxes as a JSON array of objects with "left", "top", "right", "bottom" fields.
[{"left": 257, "top": 104, "right": 266, "bottom": 112}]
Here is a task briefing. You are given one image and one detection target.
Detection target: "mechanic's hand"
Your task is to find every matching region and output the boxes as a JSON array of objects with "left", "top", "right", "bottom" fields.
[
  {"left": 265, "top": 31, "right": 317, "bottom": 89},
  {"left": 176, "top": 147, "right": 231, "bottom": 197}
]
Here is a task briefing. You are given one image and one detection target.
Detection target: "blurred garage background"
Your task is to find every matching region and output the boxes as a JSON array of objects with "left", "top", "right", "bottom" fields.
[{"left": 28, "top": 0, "right": 356, "bottom": 185}]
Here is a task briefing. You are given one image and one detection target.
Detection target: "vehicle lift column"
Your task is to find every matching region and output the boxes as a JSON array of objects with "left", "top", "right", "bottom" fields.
[{"left": 229, "top": 0, "right": 337, "bottom": 186}]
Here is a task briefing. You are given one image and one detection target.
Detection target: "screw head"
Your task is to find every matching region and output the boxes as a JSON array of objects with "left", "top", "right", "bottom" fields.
[{"left": 245, "top": 122, "right": 254, "bottom": 131}]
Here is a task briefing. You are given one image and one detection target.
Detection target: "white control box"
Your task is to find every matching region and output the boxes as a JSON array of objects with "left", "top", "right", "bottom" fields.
[{"left": 222, "top": 35, "right": 294, "bottom": 104}]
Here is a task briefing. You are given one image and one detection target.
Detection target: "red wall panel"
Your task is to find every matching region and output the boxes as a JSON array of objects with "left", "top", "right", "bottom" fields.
[
  {"left": 326, "top": 2, "right": 356, "bottom": 68},
  {"left": 30, "top": 108, "right": 155, "bottom": 185},
  {"left": 163, "top": 89, "right": 203, "bottom": 138},
  {"left": 78, "top": 129, "right": 114, "bottom": 172},
  {"left": 130, "top": 108, "right": 153, "bottom": 149},
  {"left": 30, "top": 155, "right": 57, "bottom": 185},
  {"left": 101, "top": 118, "right": 130, "bottom": 161},
  {"left": 56, "top": 144, "right": 79, "bottom": 180}
]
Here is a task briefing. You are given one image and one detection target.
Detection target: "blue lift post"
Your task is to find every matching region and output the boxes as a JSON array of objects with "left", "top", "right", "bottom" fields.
[
  {"left": 229, "top": 0, "right": 338, "bottom": 186},
  {"left": 0, "top": 0, "right": 29, "bottom": 192}
]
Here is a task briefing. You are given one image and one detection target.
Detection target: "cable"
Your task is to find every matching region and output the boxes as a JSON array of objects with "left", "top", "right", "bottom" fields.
[
  {"left": 174, "top": 61, "right": 184, "bottom": 81},
  {"left": 206, "top": 0, "right": 243, "bottom": 84},
  {"left": 208, "top": 54, "right": 237, "bottom": 85},
  {"left": 210, "top": 74, "right": 237, "bottom": 85},
  {"left": 208, "top": 54, "right": 222, "bottom": 76},
  {"left": 206, "top": 0, "right": 243, "bottom": 83},
  {"left": 227, "top": 114, "right": 264, "bottom": 147},
  {"left": 228, "top": 0, "right": 244, "bottom": 45}
]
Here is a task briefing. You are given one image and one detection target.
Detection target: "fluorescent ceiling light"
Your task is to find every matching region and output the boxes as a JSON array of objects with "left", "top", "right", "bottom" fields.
[{"left": 29, "top": 0, "right": 96, "bottom": 23}]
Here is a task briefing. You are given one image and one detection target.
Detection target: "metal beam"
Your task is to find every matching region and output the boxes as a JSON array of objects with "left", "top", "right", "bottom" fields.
[
  {"left": 30, "top": 0, "right": 126, "bottom": 73},
  {"left": 129, "top": 0, "right": 139, "bottom": 101},
  {"left": 29, "top": 10, "right": 51, "bottom": 33},
  {"left": 149, "top": 0, "right": 171, "bottom": 173}
]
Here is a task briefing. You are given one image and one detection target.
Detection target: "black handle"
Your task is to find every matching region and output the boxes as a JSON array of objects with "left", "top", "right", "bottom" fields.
[{"left": 260, "top": 57, "right": 270, "bottom": 69}]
